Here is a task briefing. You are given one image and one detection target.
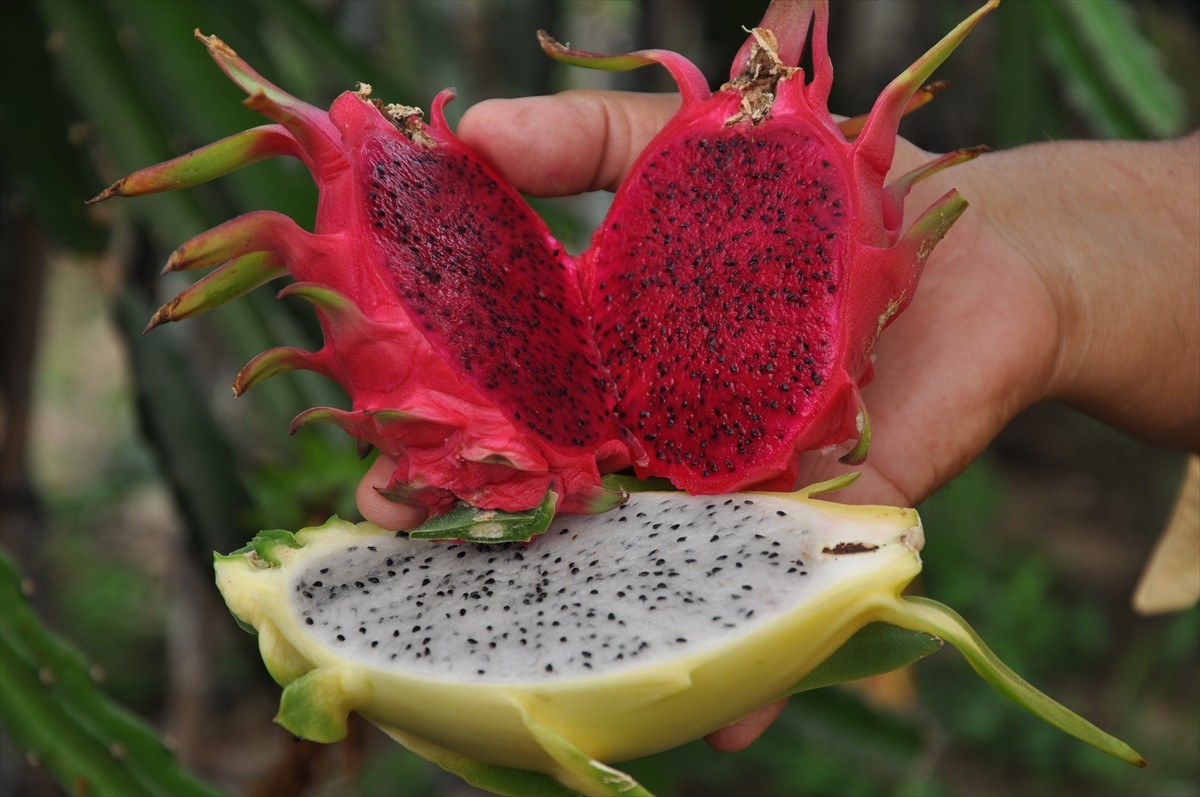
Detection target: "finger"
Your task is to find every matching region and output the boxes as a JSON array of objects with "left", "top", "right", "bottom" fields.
[
  {"left": 704, "top": 698, "right": 789, "bottom": 752},
  {"left": 457, "top": 90, "right": 680, "bottom": 196},
  {"left": 355, "top": 455, "right": 429, "bottom": 530}
]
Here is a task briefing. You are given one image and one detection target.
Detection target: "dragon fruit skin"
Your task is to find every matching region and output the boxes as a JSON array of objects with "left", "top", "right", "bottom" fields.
[
  {"left": 96, "top": 0, "right": 997, "bottom": 515},
  {"left": 555, "top": 0, "right": 999, "bottom": 493},
  {"left": 97, "top": 33, "right": 634, "bottom": 516}
]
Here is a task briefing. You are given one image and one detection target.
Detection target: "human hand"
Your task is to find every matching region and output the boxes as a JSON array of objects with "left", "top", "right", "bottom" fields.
[{"left": 356, "top": 90, "right": 1200, "bottom": 749}]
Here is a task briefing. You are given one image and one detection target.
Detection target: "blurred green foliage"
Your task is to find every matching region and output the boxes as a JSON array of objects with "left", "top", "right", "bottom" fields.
[{"left": 1, "top": 1, "right": 1196, "bottom": 796}]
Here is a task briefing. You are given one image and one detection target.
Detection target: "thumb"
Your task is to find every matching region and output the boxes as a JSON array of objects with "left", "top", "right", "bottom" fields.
[
  {"left": 356, "top": 455, "right": 429, "bottom": 530},
  {"left": 457, "top": 89, "right": 680, "bottom": 196}
]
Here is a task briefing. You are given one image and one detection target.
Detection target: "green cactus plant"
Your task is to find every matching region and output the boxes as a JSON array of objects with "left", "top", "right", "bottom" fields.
[{"left": 0, "top": 551, "right": 225, "bottom": 797}]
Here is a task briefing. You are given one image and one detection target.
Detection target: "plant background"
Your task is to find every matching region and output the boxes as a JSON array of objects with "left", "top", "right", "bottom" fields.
[{"left": 1, "top": 1, "right": 1197, "bottom": 795}]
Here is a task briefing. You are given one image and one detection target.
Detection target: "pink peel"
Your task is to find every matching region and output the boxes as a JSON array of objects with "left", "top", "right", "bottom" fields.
[
  {"left": 233, "top": 345, "right": 331, "bottom": 397},
  {"left": 100, "top": 4, "right": 997, "bottom": 513},
  {"left": 838, "top": 81, "right": 949, "bottom": 142},
  {"left": 536, "top": 31, "right": 710, "bottom": 106},
  {"left": 730, "top": 0, "right": 815, "bottom": 80},
  {"left": 144, "top": 251, "right": 286, "bottom": 332},
  {"left": 854, "top": 0, "right": 1000, "bottom": 181},
  {"left": 87, "top": 125, "right": 300, "bottom": 204}
]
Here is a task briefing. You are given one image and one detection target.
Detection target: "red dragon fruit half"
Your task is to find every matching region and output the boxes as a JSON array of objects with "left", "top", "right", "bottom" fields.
[
  {"left": 93, "top": 0, "right": 996, "bottom": 515},
  {"left": 552, "top": 0, "right": 995, "bottom": 493}
]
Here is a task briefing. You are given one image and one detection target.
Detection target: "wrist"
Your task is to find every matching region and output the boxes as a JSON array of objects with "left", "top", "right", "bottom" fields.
[
  {"left": 894, "top": 140, "right": 1063, "bottom": 420},
  {"left": 931, "top": 136, "right": 1200, "bottom": 451}
]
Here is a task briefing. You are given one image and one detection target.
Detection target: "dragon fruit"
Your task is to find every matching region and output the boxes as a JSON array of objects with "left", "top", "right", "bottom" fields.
[
  {"left": 216, "top": 478, "right": 1143, "bottom": 795},
  {"left": 93, "top": 0, "right": 994, "bottom": 516}
]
